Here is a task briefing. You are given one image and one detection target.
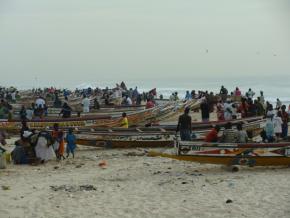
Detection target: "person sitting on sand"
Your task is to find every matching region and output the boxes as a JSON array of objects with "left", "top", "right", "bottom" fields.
[
  {"left": 205, "top": 126, "right": 220, "bottom": 142},
  {"left": 34, "top": 131, "right": 55, "bottom": 163},
  {"left": 12, "top": 130, "right": 49, "bottom": 164},
  {"left": 176, "top": 107, "right": 192, "bottom": 141},
  {"left": 12, "top": 131, "right": 34, "bottom": 164},
  {"left": 120, "top": 112, "right": 129, "bottom": 128},
  {"left": 236, "top": 123, "right": 248, "bottom": 143},
  {"left": 66, "top": 128, "right": 76, "bottom": 158}
]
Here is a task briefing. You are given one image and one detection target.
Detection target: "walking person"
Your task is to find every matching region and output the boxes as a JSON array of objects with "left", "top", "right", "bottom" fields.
[{"left": 66, "top": 128, "right": 76, "bottom": 158}]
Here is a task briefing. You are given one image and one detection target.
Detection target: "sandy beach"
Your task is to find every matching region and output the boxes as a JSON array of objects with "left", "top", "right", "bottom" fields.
[{"left": 0, "top": 138, "right": 290, "bottom": 218}]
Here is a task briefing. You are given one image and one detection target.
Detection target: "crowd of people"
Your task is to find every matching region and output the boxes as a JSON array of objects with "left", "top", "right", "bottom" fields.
[
  {"left": 10, "top": 122, "right": 77, "bottom": 164},
  {"left": 0, "top": 82, "right": 158, "bottom": 121},
  {"left": 177, "top": 85, "right": 290, "bottom": 143}
]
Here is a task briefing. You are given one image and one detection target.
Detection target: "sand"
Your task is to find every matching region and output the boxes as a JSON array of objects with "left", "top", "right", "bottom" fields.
[{"left": 1, "top": 137, "right": 290, "bottom": 218}]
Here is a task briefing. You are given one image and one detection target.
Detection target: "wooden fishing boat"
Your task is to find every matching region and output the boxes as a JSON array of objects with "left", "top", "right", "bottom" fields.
[
  {"left": 158, "top": 116, "right": 264, "bottom": 131},
  {"left": 12, "top": 106, "right": 146, "bottom": 119},
  {"left": 75, "top": 127, "right": 176, "bottom": 148},
  {"left": 1, "top": 100, "right": 196, "bottom": 132},
  {"left": 0, "top": 115, "right": 112, "bottom": 133},
  {"left": 149, "top": 141, "right": 290, "bottom": 166},
  {"left": 73, "top": 114, "right": 265, "bottom": 149},
  {"left": 157, "top": 116, "right": 265, "bottom": 139}
]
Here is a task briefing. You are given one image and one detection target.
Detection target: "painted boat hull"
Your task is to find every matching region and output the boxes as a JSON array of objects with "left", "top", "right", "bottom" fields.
[
  {"left": 77, "top": 139, "right": 174, "bottom": 148},
  {"left": 149, "top": 142, "right": 290, "bottom": 166},
  {"left": 149, "top": 151, "right": 290, "bottom": 166}
]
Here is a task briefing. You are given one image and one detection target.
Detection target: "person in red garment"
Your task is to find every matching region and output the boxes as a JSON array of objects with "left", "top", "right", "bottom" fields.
[
  {"left": 145, "top": 99, "right": 155, "bottom": 109},
  {"left": 205, "top": 125, "right": 221, "bottom": 142}
]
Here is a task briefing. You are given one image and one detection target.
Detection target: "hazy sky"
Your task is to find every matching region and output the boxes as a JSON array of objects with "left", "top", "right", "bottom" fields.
[{"left": 0, "top": 0, "right": 290, "bottom": 88}]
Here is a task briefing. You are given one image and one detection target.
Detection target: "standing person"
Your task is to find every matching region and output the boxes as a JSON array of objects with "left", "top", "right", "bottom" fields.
[
  {"left": 120, "top": 112, "right": 129, "bottom": 128},
  {"left": 238, "top": 98, "right": 248, "bottom": 118},
  {"left": 273, "top": 111, "right": 283, "bottom": 141},
  {"left": 266, "top": 104, "right": 275, "bottom": 118},
  {"left": 66, "top": 128, "right": 76, "bottom": 158},
  {"left": 81, "top": 95, "right": 90, "bottom": 113},
  {"left": 11, "top": 91, "right": 16, "bottom": 103},
  {"left": 136, "top": 94, "right": 142, "bottom": 105},
  {"left": 264, "top": 116, "right": 275, "bottom": 142},
  {"left": 20, "top": 121, "right": 29, "bottom": 140},
  {"left": 216, "top": 100, "right": 224, "bottom": 121},
  {"left": 219, "top": 85, "right": 228, "bottom": 95},
  {"left": 59, "top": 103, "right": 72, "bottom": 118},
  {"left": 259, "top": 91, "right": 265, "bottom": 105},
  {"left": 174, "top": 92, "right": 179, "bottom": 101},
  {"left": 281, "top": 105, "right": 289, "bottom": 139},
  {"left": 122, "top": 95, "right": 132, "bottom": 106},
  {"left": 145, "top": 98, "right": 155, "bottom": 109},
  {"left": 26, "top": 103, "right": 34, "bottom": 120},
  {"left": 205, "top": 126, "right": 220, "bottom": 142},
  {"left": 255, "top": 98, "right": 265, "bottom": 116},
  {"left": 57, "top": 131, "right": 65, "bottom": 160},
  {"left": 200, "top": 99, "right": 210, "bottom": 122},
  {"left": 113, "top": 88, "right": 122, "bottom": 105},
  {"left": 246, "top": 88, "right": 255, "bottom": 99},
  {"left": 276, "top": 98, "right": 282, "bottom": 110},
  {"left": 176, "top": 107, "right": 192, "bottom": 141},
  {"left": 132, "top": 87, "right": 139, "bottom": 104},
  {"left": 51, "top": 123, "right": 63, "bottom": 159},
  {"left": 19, "top": 105, "right": 27, "bottom": 121},
  {"left": 224, "top": 99, "right": 233, "bottom": 120},
  {"left": 221, "top": 122, "right": 237, "bottom": 143},
  {"left": 35, "top": 96, "right": 46, "bottom": 109},
  {"left": 236, "top": 123, "right": 248, "bottom": 143},
  {"left": 169, "top": 93, "right": 175, "bottom": 101},
  {"left": 234, "top": 87, "right": 241, "bottom": 96},
  {"left": 93, "top": 98, "right": 100, "bottom": 109},
  {"left": 185, "top": 91, "right": 192, "bottom": 101}
]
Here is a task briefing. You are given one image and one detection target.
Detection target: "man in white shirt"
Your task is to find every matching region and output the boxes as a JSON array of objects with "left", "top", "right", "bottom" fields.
[
  {"left": 224, "top": 99, "right": 233, "bottom": 120},
  {"left": 126, "top": 96, "right": 132, "bottom": 105},
  {"left": 246, "top": 88, "right": 255, "bottom": 99},
  {"left": 26, "top": 106, "right": 34, "bottom": 120},
  {"left": 82, "top": 95, "right": 90, "bottom": 113},
  {"left": 35, "top": 97, "right": 45, "bottom": 109},
  {"left": 11, "top": 92, "right": 16, "bottom": 102},
  {"left": 113, "top": 88, "right": 123, "bottom": 105}
]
